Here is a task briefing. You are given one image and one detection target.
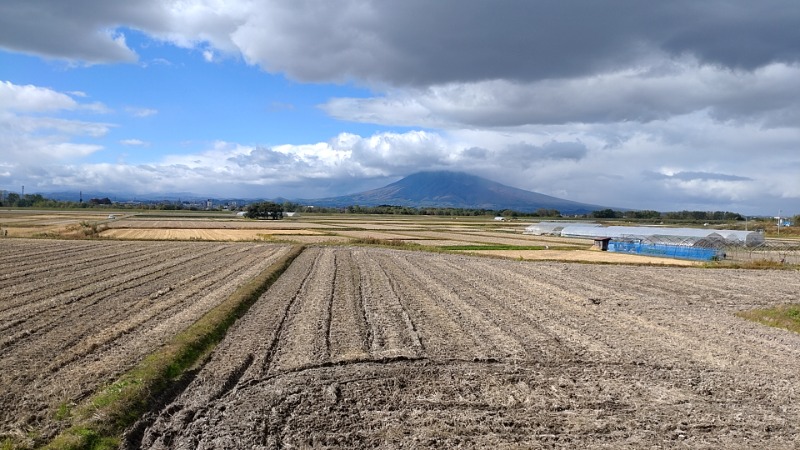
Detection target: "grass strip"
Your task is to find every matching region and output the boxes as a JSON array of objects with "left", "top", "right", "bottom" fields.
[
  {"left": 349, "top": 237, "right": 422, "bottom": 249},
  {"left": 705, "top": 259, "right": 798, "bottom": 270},
  {"left": 42, "top": 245, "right": 305, "bottom": 450},
  {"left": 736, "top": 304, "right": 800, "bottom": 335}
]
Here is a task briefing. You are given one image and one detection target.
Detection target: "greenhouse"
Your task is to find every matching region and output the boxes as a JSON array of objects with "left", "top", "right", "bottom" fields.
[
  {"left": 524, "top": 222, "right": 766, "bottom": 261},
  {"left": 523, "top": 222, "right": 600, "bottom": 236},
  {"left": 557, "top": 225, "right": 764, "bottom": 246}
]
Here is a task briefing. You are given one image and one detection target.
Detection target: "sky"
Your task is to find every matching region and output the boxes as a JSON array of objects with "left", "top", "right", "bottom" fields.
[{"left": 1, "top": 0, "right": 799, "bottom": 216}]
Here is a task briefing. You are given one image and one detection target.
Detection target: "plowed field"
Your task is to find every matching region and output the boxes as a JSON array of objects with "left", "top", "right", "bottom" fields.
[
  {"left": 135, "top": 246, "right": 800, "bottom": 449},
  {"left": 0, "top": 239, "right": 294, "bottom": 444}
]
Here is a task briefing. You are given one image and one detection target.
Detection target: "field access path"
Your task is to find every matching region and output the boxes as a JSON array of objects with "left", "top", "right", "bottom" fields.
[{"left": 138, "top": 246, "right": 800, "bottom": 449}]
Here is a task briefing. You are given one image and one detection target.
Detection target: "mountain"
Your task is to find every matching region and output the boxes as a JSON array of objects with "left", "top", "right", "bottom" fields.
[{"left": 306, "top": 171, "right": 609, "bottom": 214}]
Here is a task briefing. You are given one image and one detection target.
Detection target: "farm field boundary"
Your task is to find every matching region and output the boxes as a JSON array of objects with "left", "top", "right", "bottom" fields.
[{"left": 41, "top": 244, "right": 304, "bottom": 450}]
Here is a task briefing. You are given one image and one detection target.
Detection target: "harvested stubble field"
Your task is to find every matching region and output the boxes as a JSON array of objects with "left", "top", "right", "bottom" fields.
[
  {"left": 108, "top": 219, "right": 339, "bottom": 230},
  {"left": 460, "top": 249, "right": 702, "bottom": 266},
  {"left": 0, "top": 239, "right": 294, "bottom": 446},
  {"left": 134, "top": 246, "right": 800, "bottom": 449},
  {"left": 100, "top": 228, "right": 322, "bottom": 241}
]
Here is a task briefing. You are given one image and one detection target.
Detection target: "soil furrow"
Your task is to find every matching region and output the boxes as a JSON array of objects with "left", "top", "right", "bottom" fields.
[
  {"left": 0, "top": 243, "right": 225, "bottom": 329},
  {"left": 327, "top": 248, "right": 370, "bottom": 362},
  {"left": 374, "top": 251, "right": 486, "bottom": 359},
  {"left": 0, "top": 240, "right": 294, "bottom": 442},
  {"left": 0, "top": 242, "right": 155, "bottom": 308},
  {"left": 352, "top": 249, "right": 421, "bottom": 359},
  {"left": 0, "top": 244, "right": 237, "bottom": 357},
  {"left": 269, "top": 247, "right": 340, "bottom": 373}
]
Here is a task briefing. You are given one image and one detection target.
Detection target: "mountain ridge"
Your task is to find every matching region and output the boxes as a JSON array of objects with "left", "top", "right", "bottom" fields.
[{"left": 304, "top": 171, "right": 608, "bottom": 214}]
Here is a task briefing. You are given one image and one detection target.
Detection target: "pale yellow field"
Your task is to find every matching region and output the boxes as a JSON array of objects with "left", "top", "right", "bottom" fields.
[
  {"left": 457, "top": 249, "right": 702, "bottom": 266},
  {"left": 395, "top": 230, "right": 586, "bottom": 247},
  {"left": 333, "top": 230, "right": 422, "bottom": 240},
  {"left": 100, "top": 228, "right": 323, "bottom": 241},
  {"left": 110, "top": 219, "right": 339, "bottom": 229}
]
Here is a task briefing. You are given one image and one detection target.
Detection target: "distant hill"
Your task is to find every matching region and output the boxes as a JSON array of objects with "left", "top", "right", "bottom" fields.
[{"left": 306, "top": 171, "right": 608, "bottom": 214}]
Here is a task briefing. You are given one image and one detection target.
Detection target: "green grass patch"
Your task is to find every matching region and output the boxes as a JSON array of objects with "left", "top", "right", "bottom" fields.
[
  {"left": 350, "top": 237, "right": 421, "bottom": 249},
  {"left": 736, "top": 304, "right": 800, "bottom": 335},
  {"left": 703, "top": 259, "right": 798, "bottom": 270},
  {"left": 54, "top": 402, "right": 72, "bottom": 422},
  {"left": 42, "top": 245, "right": 305, "bottom": 450}
]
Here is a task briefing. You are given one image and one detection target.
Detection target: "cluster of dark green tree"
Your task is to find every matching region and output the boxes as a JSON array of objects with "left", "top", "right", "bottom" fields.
[
  {"left": 590, "top": 209, "right": 744, "bottom": 222},
  {"left": 0, "top": 193, "right": 164, "bottom": 209},
  {"left": 0, "top": 193, "right": 52, "bottom": 207},
  {"left": 89, "top": 197, "right": 113, "bottom": 205},
  {"left": 334, "top": 204, "right": 562, "bottom": 217},
  {"left": 245, "top": 201, "right": 284, "bottom": 219}
]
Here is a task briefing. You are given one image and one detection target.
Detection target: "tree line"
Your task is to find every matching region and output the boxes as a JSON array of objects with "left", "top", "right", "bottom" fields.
[
  {"left": 589, "top": 208, "right": 745, "bottom": 222},
  {"left": 2, "top": 192, "right": 797, "bottom": 225}
]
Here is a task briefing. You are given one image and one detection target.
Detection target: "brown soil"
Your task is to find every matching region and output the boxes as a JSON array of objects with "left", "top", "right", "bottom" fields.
[
  {"left": 134, "top": 246, "right": 800, "bottom": 449},
  {"left": 0, "top": 239, "right": 294, "bottom": 445}
]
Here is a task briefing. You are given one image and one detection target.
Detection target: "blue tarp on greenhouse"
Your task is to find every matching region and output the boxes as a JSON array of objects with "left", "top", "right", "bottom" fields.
[{"left": 607, "top": 241, "right": 722, "bottom": 261}]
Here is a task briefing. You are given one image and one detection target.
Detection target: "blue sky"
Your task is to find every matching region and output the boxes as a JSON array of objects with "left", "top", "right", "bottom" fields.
[
  {"left": 2, "top": 29, "right": 394, "bottom": 160},
  {"left": 1, "top": 1, "right": 799, "bottom": 215}
]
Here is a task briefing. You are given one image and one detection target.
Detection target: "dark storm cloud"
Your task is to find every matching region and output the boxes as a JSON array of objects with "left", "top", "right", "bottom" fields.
[
  {"left": 462, "top": 147, "right": 489, "bottom": 160},
  {"left": 232, "top": 0, "right": 800, "bottom": 86},
  {"left": 0, "top": 0, "right": 166, "bottom": 62},
  {"left": 2, "top": 1, "right": 798, "bottom": 82},
  {"left": 503, "top": 142, "right": 588, "bottom": 165},
  {"left": 228, "top": 146, "right": 298, "bottom": 168}
]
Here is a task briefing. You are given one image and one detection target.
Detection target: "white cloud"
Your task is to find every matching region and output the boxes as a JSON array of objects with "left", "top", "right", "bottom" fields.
[
  {"left": 0, "top": 81, "right": 111, "bottom": 114},
  {"left": 125, "top": 107, "right": 158, "bottom": 117},
  {"left": 2, "top": 123, "right": 795, "bottom": 214},
  {"left": 0, "top": 81, "right": 111, "bottom": 172},
  {"left": 0, "top": 81, "right": 78, "bottom": 112},
  {"left": 120, "top": 139, "right": 148, "bottom": 146}
]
